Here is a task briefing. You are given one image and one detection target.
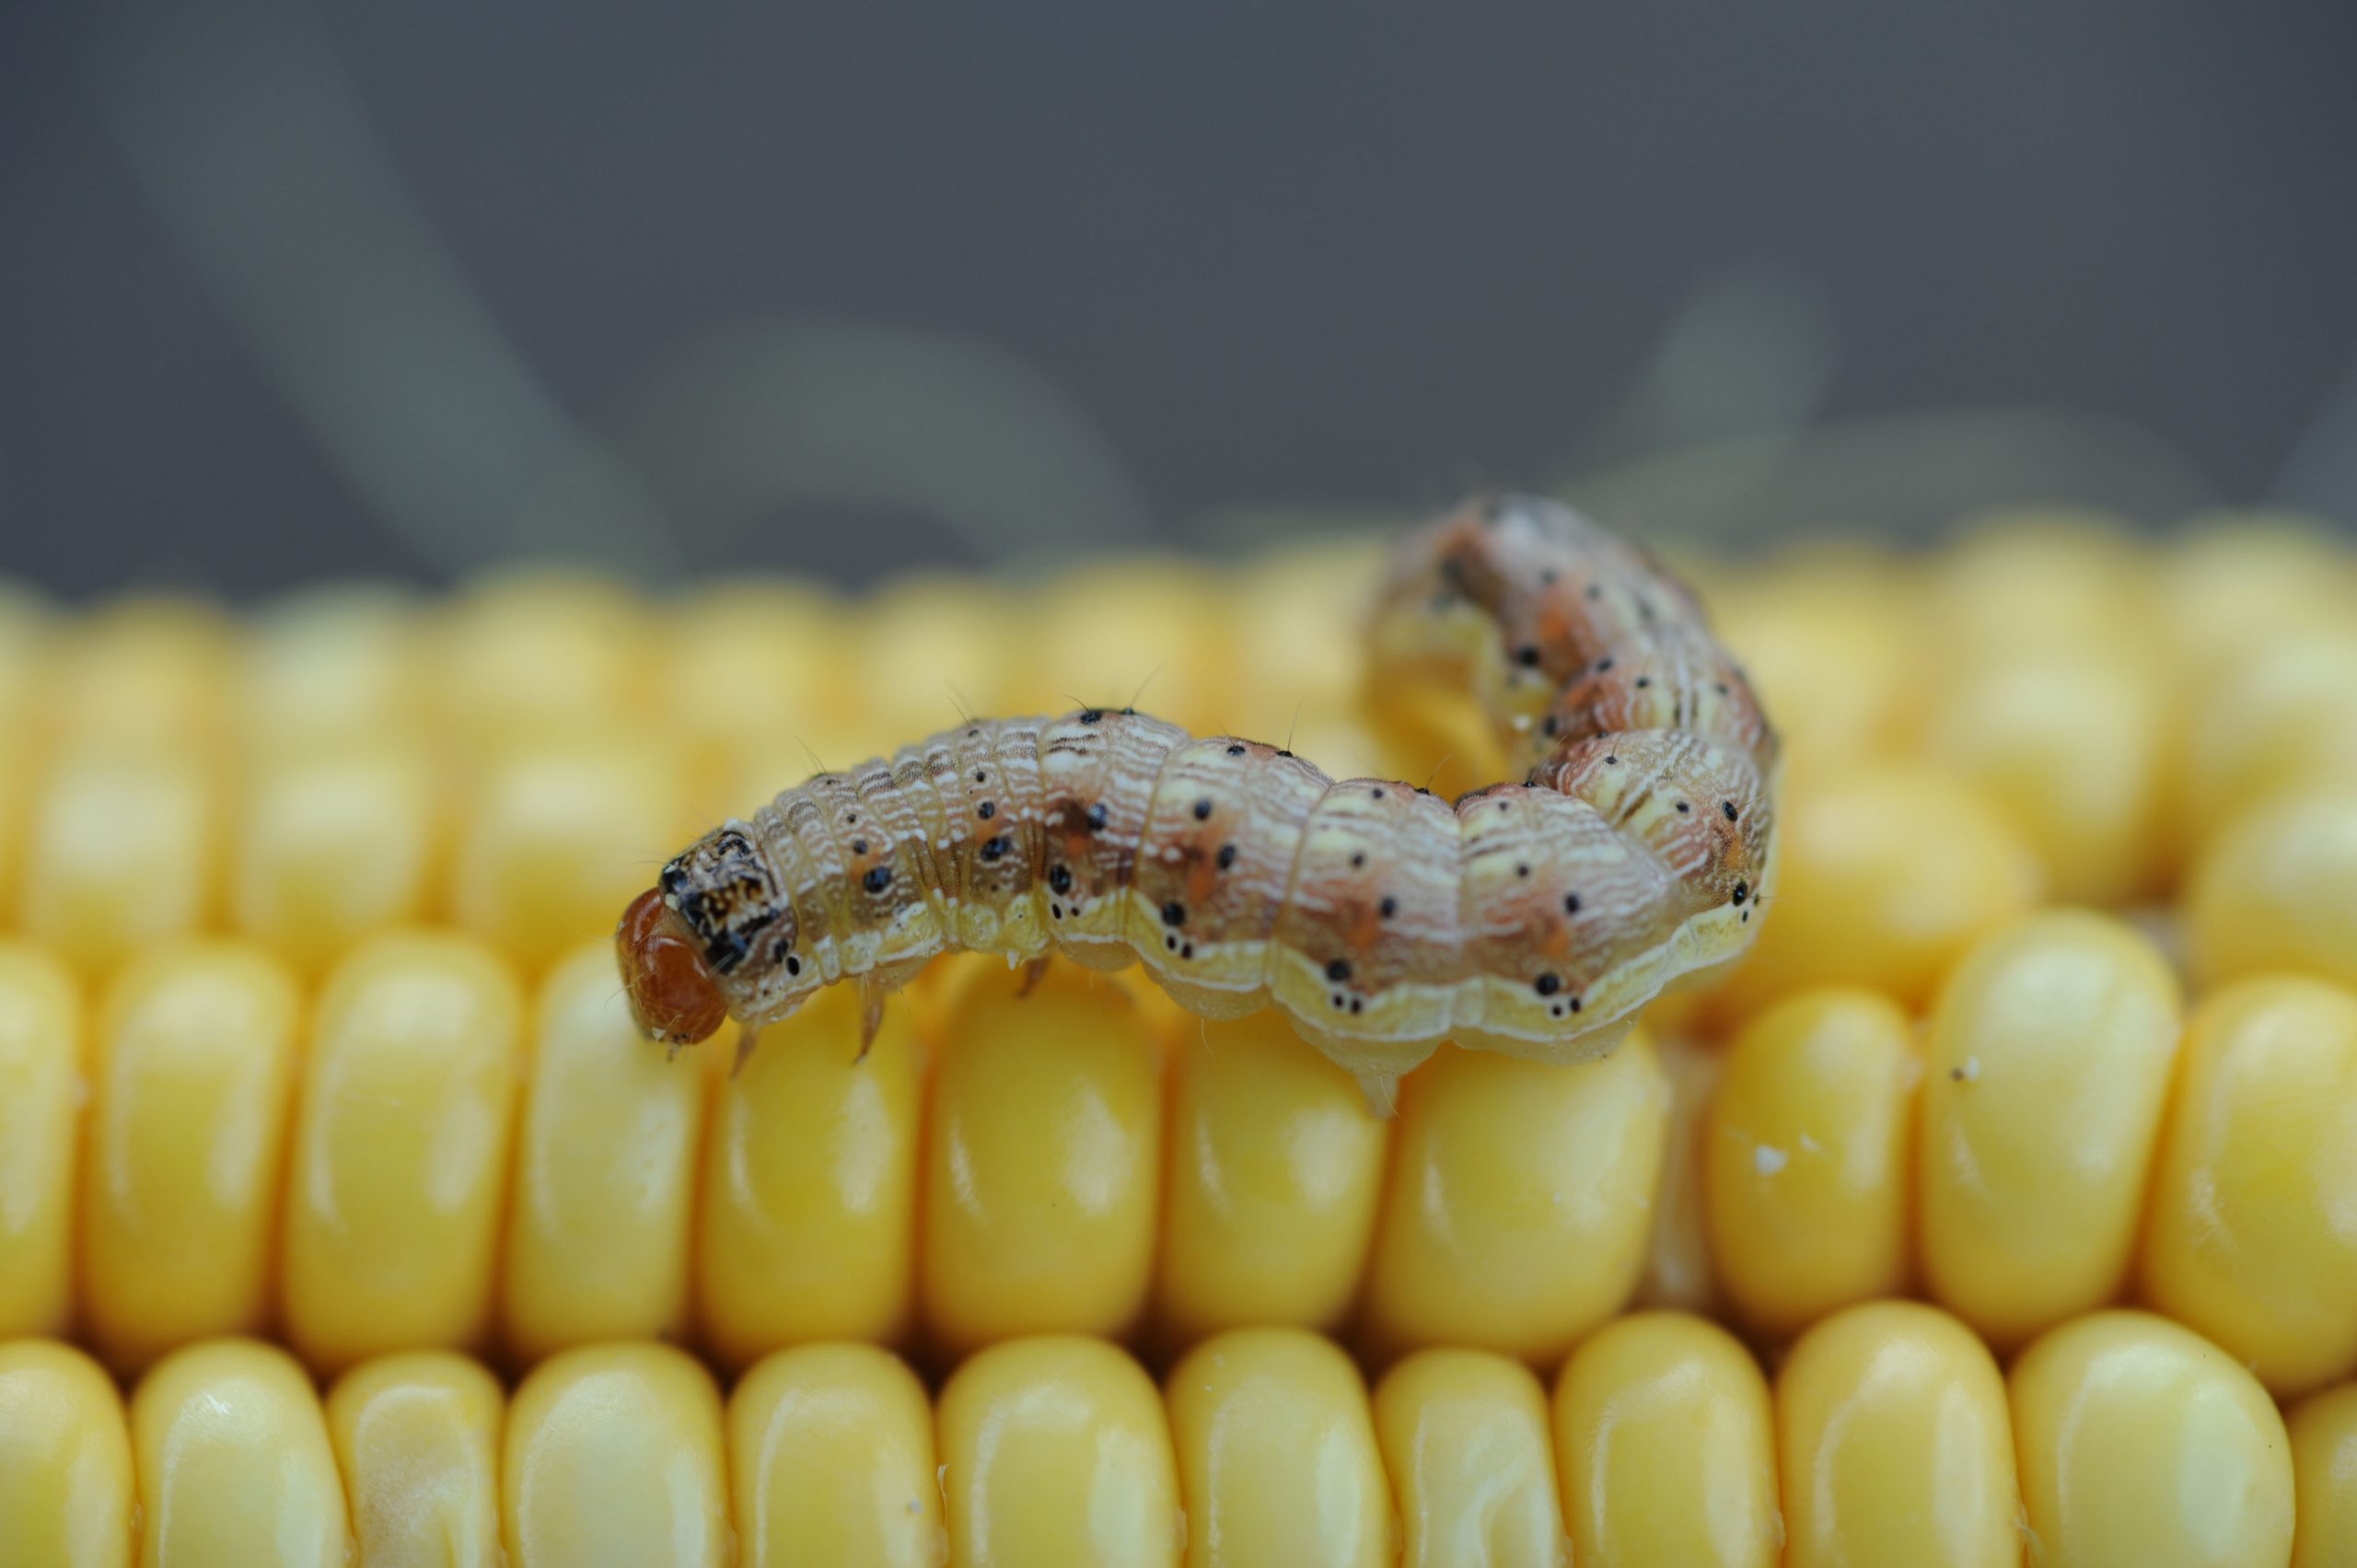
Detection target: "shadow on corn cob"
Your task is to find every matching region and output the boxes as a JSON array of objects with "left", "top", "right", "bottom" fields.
[{"left": 2, "top": 507, "right": 2355, "bottom": 1562}]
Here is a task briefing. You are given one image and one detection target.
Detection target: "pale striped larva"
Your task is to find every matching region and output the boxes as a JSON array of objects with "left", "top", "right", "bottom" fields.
[{"left": 619, "top": 495, "right": 1779, "bottom": 1111}]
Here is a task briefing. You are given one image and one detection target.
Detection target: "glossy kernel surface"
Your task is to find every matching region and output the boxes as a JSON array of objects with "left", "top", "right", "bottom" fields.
[
  {"left": 1774, "top": 1301, "right": 2018, "bottom": 1568},
  {"left": 281, "top": 931, "right": 525, "bottom": 1374},
  {"left": 502, "top": 940, "right": 706, "bottom": 1361},
  {"left": 2140, "top": 975, "right": 2357, "bottom": 1396},
  {"left": 325, "top": 1351, "right": 505, "bottom": 1568},
  {"left": 81, "top": 941, "right": 301, "bottom": 1370},
  {"left": 921, "top": 961, "right": 1167, "bottom": 1355},
  {"left": 1919, "top": 911, "right": 2181, "bottom": 1347},
  {"left": 1166, "top": 1327, "right": 1391, "bottom": 1568},
  {"left": 0, "top": 1341, "right": 134, "bottom": 1568},
  {"left": 1550, "top": 1312, "right": 1781, "bottom": 1568},
  {"left": 1155, "top": 1008, "right": 1387, "bottom": 1343},
  {"left": 130, "top": 1339, "right": 350, "bottom": 1568},
  {"left": 1374, "top": 1347, "right": 1564, "bottom": 1568},
  {"left": 936, "top": 1335, "right": 1182, "bottom": 1568},
  {"left": 1704, "top": 987, "right": 1917, "bottom": 1336},
  {"left": 501, "top": 1343, "right": 732, "bottom": 1568},
  {"left": 2010, "top": 1309, "right": 2294, "bottom": 1568},
  {"left": 1366, "top": 1036, "right": 1669, "bottom": 1364},
  {"left": 727, "top": 1342, "right": 943, "bottom": 1568},
  {"left": 699, "top": 979, "right": 924, "bottom": 1366}
]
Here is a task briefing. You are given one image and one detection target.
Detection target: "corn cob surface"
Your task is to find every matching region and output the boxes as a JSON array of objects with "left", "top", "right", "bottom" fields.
[
  {"left": 1, "top": 1306, "right": 2336, "bottom": 1566},
  {"left": 1, "top": 512, "right": 2354, "bottom": 1562}
]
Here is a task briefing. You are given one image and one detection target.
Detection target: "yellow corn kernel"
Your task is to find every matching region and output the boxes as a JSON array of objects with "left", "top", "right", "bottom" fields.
[
  {"left": 1008, "top": 560, "right": 1238, "bottom": 736},
  {"left": 2160, "top": 512, "right": 2356, "bottom": 669},
  {"left": 2139, "top": 975, "right": 2357, "bottom": 1396},
  {"left": 502, "top": 1343, "right": 731, "bottom": 1568},
  {"left": 1920, "top": 910, "right": 2181, "bottom": 1349},
  {"left": 0, "top": 575, "right": 58, "bottom": 716},
  {"left": 855, "top": 575, "right": 1031, "bottom": 749},
  {"left": 1921, "top": 640, "right": 2173, "bottom": 903},
  {"left": 0, "top": 606, "right": 43, "bottom": 904},
  {"left": 936, "top": 1335, "right": 1182, "bottom": 1568},
  {"left": 2188, "top": 786, "right": 2357, "bottom": 993},
  {"left": 1704, "top": 988, "right": 1917, "bottom": 1338},
  {"left": 1155, "top": 1008, "right": 1386, "bottom": 1345},
  {"left": 921, "top": 959, "right": 1166, "bottom": 1355},
  {"left": 2185, "top": 625, "right": 2357, "bottom": 846},
  {"left": 432, "top": 570, "right": 656, "bottom": 747},
  {"left": 0, "top": 1341, "right": 134, "bottom": 1568},
  {"left": 51, "top": 594, "right": 237, "bottom": 754},
  {"left": 447, "top": 736, "right": 686, "bottom": 974},
  {"left": 325, "top": 1352, "right": 504, "bottom": 1568},
  {"left": 1228, "top": 536, "right": 1390, "bottom": 721},
  {"left": 230, "top": 739, "right": 438, "bottom": 973},
  {"left": 1710, "top": 552, "right": 1927, "bottom": 762},
  {"left": 282, "top": 931, "right": 524, "bottom": 1375},
  {"left": 656, "top": 578, "right": 854, "bottom": 794},
  {"left": 2010, "top": 1309, "right": 2294, "bottom": 1568},
  {"left": 1773, "top": 1301, "right": 2018, "bottom": 1568},
  {"left": 17, "top": 745, "right": 218, "bottom": 975},
  {"left": 130, "top": 1339, "right": 350, "bottom": 1567},
  {"left": 1364, "top": 1036, "right": 1668, "bottom": 1365},
  {"left": 727, "top": 1342, "right": 943, "bottom": 1568},
  {"left": 698, "top": 981, "right": 923, "bottom": 1367},
  {"left": 1373, "top": 1348, "right": 1565, "bottom": 1568},
  {"left": 502, "top": 941, "right": 706, "bottom": 1363},
  {"left": 1634, "top": 1030, "right": 1720, "bottom": 1314},
  {"left": 1703, "top": 759, "right": 2042, "bottom": 1025},
  {"left": 80, "top": 940, "right": 302, "bottom": 1371},
  {"left": 0, "top": 943, "right": 80, "bottom": 1338},
  {"left": 1360, "top": 679, "right": 1513, "bottom": 805},
  {"left": 1927, "top": 508, "right": 2157, "bottom": 659},
  {"left": 0, "top": 738, "right": 26, "bottom": 918},
  {"left": 2289, "top": 1383, "right": 2357, "bottom": 1568},
  {"left": 1165, "top": 1328, "right": 1390, "bottom": 1568},
  {"left": 240, "top": 586, "right": 428, "bottom": 754},
  {"left": 1550, "top": 1311, "right": 1781, "bottom": 1568}
]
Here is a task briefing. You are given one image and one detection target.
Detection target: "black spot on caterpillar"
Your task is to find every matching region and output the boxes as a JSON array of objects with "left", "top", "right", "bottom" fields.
[{"left": 621, "top": 494, "right": 1780, "bottom": 1112}]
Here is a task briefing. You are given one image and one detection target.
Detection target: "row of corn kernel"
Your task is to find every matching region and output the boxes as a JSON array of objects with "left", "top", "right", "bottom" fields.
[
  {"left": 5, "top": 514, "right": 2352, "bottom": 987},
  {"left": 0, "top": 548, "right": 1379, "bottom": 764},
  {"left": 1705, "top": 513, "right": 2357, "bottom": 918},
  {"left": 0, "top": 925, "right": 1655, "bottom": 1376},
  {"left": 3, "top": 1303, "right": 2342, "bottom": 1566},
  {"left": 6, "top": 900, "right": 2354, "bottom": 1395},
  {"left": 1674, "top": 909, "right": 2357, "bottom": 1398},
  {"left": 0, "top": 541, "right": 1396, "bottom": 981},
  {"left": 1673, "top": 725, "right": 2357, "bottom": 1040}
]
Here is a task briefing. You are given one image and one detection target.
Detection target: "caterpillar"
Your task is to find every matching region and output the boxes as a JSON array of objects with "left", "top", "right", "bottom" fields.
[{"left": 618, "top": 494, "right": 1779, "bottom": 1111}]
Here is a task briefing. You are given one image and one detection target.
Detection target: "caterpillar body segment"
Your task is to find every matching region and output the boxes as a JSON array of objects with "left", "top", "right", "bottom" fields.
[{"left": 621, "top": 495, "right": 1781, "bottom": 1110}]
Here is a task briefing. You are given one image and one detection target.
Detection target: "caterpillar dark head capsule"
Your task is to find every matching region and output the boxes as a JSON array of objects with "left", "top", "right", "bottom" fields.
[{"left": 616, "top": 887, "right": 727, "bottom": 1047}]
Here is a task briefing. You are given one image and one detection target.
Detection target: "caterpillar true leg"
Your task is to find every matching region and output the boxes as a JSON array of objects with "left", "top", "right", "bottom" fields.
[{"left": 619, "top": 494, "right": 1781, "bottom": 1111}]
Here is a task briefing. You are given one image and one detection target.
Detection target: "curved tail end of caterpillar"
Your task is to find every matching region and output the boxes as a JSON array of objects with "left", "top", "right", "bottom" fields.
[{"left": 617, "top": 494, "right": 1780, "bottom": 1115}]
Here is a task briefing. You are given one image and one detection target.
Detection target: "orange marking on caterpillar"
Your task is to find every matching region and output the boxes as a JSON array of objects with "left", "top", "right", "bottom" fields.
[{"left": 619, "top": 494, "right": 1781, "bottom": 1111}]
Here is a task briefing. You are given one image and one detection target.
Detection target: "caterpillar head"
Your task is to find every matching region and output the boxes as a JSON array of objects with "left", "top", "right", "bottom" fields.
[
  {"left": 617, "top": 885, "right": 726, "bottom": 1047},
  {"left": 619, "top": 823, "right": 805, "bottom": 1047}
]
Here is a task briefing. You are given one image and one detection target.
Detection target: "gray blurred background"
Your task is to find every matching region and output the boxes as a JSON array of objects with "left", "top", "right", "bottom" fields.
[{"left": 4, "top": 1, "right": 2355, "bottom": 596}]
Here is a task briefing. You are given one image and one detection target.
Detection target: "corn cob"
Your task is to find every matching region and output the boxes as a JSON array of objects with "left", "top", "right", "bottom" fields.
[
  {"left": 6, "top": 903, "right": 2354, "bottom": 1396},
  {"left": 0, "top": 511, "right": 2353, "bottom": 1565},
  {"left": 1, "top": 1305, "right": 2325, "bottom": 1566}
]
